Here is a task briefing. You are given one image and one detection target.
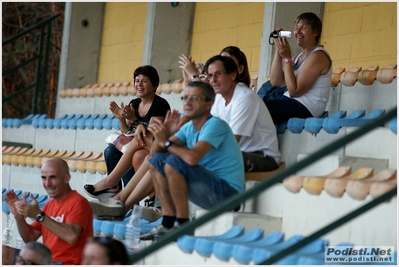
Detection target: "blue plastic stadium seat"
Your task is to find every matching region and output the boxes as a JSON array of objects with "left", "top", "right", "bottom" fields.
[
  {"left": 276, "top": 121, "right": 288, "bottom": 134},
  {"left": 53, "top": 114, "right": 69, "bottom": 129},
  {"left": 45, "top": 118, "right": 55, "bottom": 129},
  {"left": 13, "top": 114, "right": 36, "bottom": 128},
  {"left": 251, "top": 235, "right": 305, "bottom": 264},
  {"left": 86, "top": 114, "right": 102, "bottom": 130},
  {"left": 76, "top": 114, "right": 93, "bottom": 130},
  {"left": 68, "top": 114, "right": 84, "bottom": 129},
  {"left": 389, "top": 117, "right": 397, "bottom": 134},
  {"left": 94, "top": 114, "right": 108, "bottom": 130},
  {"left": 60, "top": 114, "right": 78, "bottom": 129},
  {"left": 7, "top": 118, "right": 15, "bottom": 128},
  {"left": 113, "top": 217, "right": 161, "bottom": 240},
  {"left": 103, "top": 115, "right": 115, "bottom": 130},
  {"left": 214, "top": 230, "right": 284, "bottom": 262},
  {"left": 304, "top": 110, "right": 347, "bottom": 134},
  {"left": 287, "top": 111, "right": 329, "bottom": 134},
  {"left": 32, "top": 114, "right": 47, "bottom": 128},
  {"left": 194, "top": 228, "right": 264, "bottom": 258},
  {"left": 231, "top": 231, "right": 285, "bottom": 264},
  {"left": 323, "top": 109, "right": 385, "bottom": 134},
  {"left": 275, "top": 238, "right": 329, "bottom": 265},
  {"left": 2, "top": 118, "right": 8, "bottom": 127},
  {"left": 111, "top": 118, "right": 120, "bottom": 130},
  {"left": 177, "top": 225, "right": 245, "bottom": 254}
]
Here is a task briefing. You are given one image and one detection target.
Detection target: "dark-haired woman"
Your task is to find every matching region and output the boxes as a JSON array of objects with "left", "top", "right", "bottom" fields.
[
  {"left": 81, "top": 236, "right": 130, "bottom": 265},
  {"left": 84, "top": 65, "right": 170, "bottom": 199}
]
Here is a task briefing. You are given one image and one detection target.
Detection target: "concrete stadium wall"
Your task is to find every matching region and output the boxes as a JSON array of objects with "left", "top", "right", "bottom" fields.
[{"left": 322, "top": 2, "right": 397, "bottom": 69}]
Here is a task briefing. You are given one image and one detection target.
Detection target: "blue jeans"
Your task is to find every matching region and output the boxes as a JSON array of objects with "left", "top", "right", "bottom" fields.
[
  {"left": 149, "top": 153, "right": 239, "bottom": 210},
  {"left": 104, "top": 144, "right": 135, "bottom": 188}
]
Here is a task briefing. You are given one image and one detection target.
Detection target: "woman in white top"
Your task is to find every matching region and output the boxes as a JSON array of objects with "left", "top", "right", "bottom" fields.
[{"left": 264, "top": 12, "right": 332, "bottom": 125}]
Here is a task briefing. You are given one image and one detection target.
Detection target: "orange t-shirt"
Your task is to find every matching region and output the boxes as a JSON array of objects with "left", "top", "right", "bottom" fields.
[{"left": 31, "top": 191, "right": 93, "bottom": 264}]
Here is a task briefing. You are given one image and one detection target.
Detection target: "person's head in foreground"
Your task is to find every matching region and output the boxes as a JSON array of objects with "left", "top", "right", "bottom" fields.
[
  {"left": 16, "top": 242, "right": 52, "bottom": 265},
  {"left": 81, "top": 236, "right": 130, "bottom": 265}
]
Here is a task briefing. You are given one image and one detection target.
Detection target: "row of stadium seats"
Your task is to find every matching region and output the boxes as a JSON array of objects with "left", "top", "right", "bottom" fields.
[
  {"left": 2, "top": 146, "right": 106, "bottom": 174},
  {"left": 276, "top": 109, "right": 396, "bottom": 135},
  {"left": 331, "top": 64, "right": 397, "bottom": 87},
  {"left": 58, "top": 79, "right": 184, "bottom": 98},
  {"left": 3, "top": 110, "right": 396, "bottom": 137},
  {"left": 282, "top": 166, "right": 397, "bottom": 200},
  {"left": 3, "top": 146, "right": 396, "bottom": 200},
  {"left": 2, "top": 114, "right": 120, "bottom": 130},
  {"left": 176, "top": 226, "right": 398, "bottom": 265},
  {"left": 57, "top": 64, "right": 397, "bottom": 99}
]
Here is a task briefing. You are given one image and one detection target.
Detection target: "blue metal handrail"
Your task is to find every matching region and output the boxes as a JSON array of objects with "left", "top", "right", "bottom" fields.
[
  {"left": 130, "top": 107, "right": 397, "bottom": 264},
  {"left": 2, "top": 14, "right": 60, "bottom": 115}
]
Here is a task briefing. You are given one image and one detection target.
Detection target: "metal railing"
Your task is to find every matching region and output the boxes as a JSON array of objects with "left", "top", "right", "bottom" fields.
[
  {"left": 2, "top": 14, "right": 60, "bottom": 115},
  {"left": 130, "top": 107, "right": 397, "bottom": 264}
]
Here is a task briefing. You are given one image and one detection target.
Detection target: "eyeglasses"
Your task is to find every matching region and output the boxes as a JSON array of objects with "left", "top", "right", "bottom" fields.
[
  {"left": 16, "top": 255, "right": 39, "bottom": 265},
  {"left": 206, "top": 71, "right": 226, "bottom": 80},
  {"left": 181, "top": 96, "right": 208, "bottom": 102}
]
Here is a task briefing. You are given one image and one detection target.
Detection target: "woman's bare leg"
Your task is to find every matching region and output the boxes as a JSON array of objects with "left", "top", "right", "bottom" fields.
[
  {"left": 132, "top": 149, "right": 149, "bottom": 172},
  {"left": 123, "top": 170, "right": 155, "bottom": 213}
]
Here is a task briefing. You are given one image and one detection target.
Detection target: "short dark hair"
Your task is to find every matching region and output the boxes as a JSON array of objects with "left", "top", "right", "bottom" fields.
[
  {"left": 295, "top": 12, "right": 323, "bottom": 44},
  {"left": 133, "top": 65, "right": 160, "bottom": 89},
  {"left": 204, "top": 55, "right": 240, "bottom": 83},
  {"left": 220, "top": 46, "right": 251, "bottom": 87},
  {"left": 88, "top": 236, "right": 130, "bottom": 265},
  {"left": 187, "top": 81, "right": 215, "bottom": 102},
  {"left": 24, "top": 242, "right": 52, "bottom": 265}
]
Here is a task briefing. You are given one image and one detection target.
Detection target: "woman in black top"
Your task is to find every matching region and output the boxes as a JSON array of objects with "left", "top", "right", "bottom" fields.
[{"left": 84, "top": 65, "right": 170, "bottom": 198}]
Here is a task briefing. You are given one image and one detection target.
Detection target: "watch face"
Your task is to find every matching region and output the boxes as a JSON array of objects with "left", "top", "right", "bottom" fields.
[
  {"left": 165, "top": 141, "right": 171, "bottom": 148},
  {"left": 36, "top": 212, "right": 44, "bottom": 222}
]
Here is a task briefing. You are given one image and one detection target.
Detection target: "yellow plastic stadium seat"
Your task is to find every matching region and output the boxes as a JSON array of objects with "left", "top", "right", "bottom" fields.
[
  {"left": 76, "top": 160, "right": 88, "bottom": 173},
  {"left": 2, "top": 154, "right": 11, "bottom": 165},
  {"left": 302, "top": 166, "right": 352, "bottom": 195},
  {"left": 67, "top": 159, "right": 78, "bottom": 172},
  {"left": 87, "top": 152, "right": 103, "bottom": 161},
  {"left": 10, "top": 148, "right": 33, "bottom": 166},
  {"left": 340, "top": 67, "right": 362, "bottom": 87},
  {"left": 324, "top": 168, "right": 374, "bottom": 198},
  {"left": 96, "top": 161, "right": 107, "bottom": 175},
  {"left": 86, "top": 160, "right": 98, "bottom": 174},
  {"left": 331, "top": 68, "right": 345, "bottom": 87},
  {"left": 346, "top": 169, "right": 397, "bottom": 200},
  {"left": 244, "top": 162, "right": 286, "bottom": 181},
  {"left": 60, "top": 150, "right": 76, "bottom": 159},
  {"left": 75, "top": 151, "right": 93, "bottom": 160},
  {"left": 376, "top": 64, "right": 397, "bottom": 84}
]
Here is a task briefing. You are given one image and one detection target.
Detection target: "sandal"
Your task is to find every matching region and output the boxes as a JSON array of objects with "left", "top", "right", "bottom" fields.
[{"left": 84, "top": 184, "right": 120, "bottom": 200}]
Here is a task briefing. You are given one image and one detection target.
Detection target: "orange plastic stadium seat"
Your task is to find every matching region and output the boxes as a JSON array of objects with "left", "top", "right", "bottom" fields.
[
  {"left": 86, "top": 87, "right": 96, "bottom": 97},
  {"left": 162, "top": 83, "right": 172, "bottom": 95},
  {"left": 59, "top": 89, "right": 67, "bottom": 98},
  {"left": 95, "top": 86, "right": 104, "bottom": 97},
  {"left": 250, "top": 75, "right": 258, "bottom": 91},
  {"left": 331, "top": 68, "right": 345, "bottom": 87},
  {"left": 72, "top": 88, "right": 81, "bottom": 98},
  {"left": 119, "top": 82, "right": 130, "bottom": 96},
  {"left": 102, "top": 83, "right": 113, "bottom": 97},
  {"left": 156, "top": 84, "right": 162, "bottom": 95},
  {"left": 324, "top": 168, "right": 374, "bottom": 198},
  {"left": 358, "top": 66, "right": 379, "bottom": 85},
  {"left": 340, "top": 67, "right": 362, "bottom": 87},
  {"left": 302, "top": 166, "right": 352, "bottom": 195},
  {"left": 376, "top": 64, "right": 397, "bottom": 84},
  {"left": 128, "top": 83, "right": 137, "bottom": 96},
  {"left": 369, "top": 176, "right": 397, "bottom": 201},
  {"left": 65, "top": 88, "right": 73, "bottom": 98},
  {"left": 79, "top": 87, "right": 88, "bottom": 97},
  {"left": 282, "top": 175, "right": 305, "bottom": 193},
  {"left": 244, "top": 162, "right": 286, "bottom": 181},
  {"left": 346, "top": 169, "right": 396, "bottom": 200},
  {"left": 172, "top": 79, "right": 183, "bottom": 94},
  {"left": 111, "top": 82, "right": 122, "bottom": 96}
]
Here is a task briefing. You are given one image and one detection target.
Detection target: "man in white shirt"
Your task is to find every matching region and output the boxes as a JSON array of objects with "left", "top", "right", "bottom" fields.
[{"left": 204, "top": 55, "right": 281, "bottom": 171}]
